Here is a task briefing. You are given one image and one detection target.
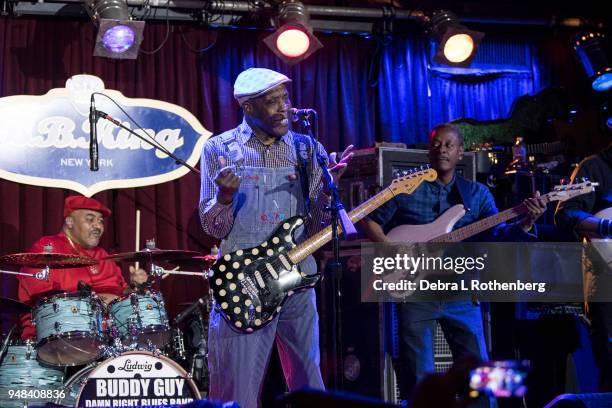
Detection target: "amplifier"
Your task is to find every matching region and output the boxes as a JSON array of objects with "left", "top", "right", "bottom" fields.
[
  {"left": 339, "top": 147, "right": 476, "bottom": 211},
  {"left": 317, "top": 241, "right": 456, "bottom": 403}
]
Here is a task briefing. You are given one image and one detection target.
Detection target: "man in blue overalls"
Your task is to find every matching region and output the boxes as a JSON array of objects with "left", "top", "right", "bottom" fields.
[{"left": 199, "top": 68, "right": 353, "bottom": 407}]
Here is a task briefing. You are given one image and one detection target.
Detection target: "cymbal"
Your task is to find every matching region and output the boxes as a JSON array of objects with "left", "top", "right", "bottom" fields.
[
  {"left": 0, "top": 252, "right": 99, "bottom": 268},
  {"left": 104, "top": 249, "right": 203, "bottom": 264},
  {"left": 0, "top": 296, "right": 30, "bottom": 313},
  {"left": 168, "top": 255, "right": 217, "bottom": 271}
]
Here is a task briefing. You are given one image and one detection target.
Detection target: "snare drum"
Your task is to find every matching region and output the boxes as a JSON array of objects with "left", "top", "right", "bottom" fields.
[
  {"left": 0, "top": 342, "right": 66, "bottom": 407},
  {"left": 108, "top": 290, "right": 170, "bottom": 348},
  {"left": 32, "top": 292, "right": 106, "bottom": 366},
  {"left": 55, "top": 351, "right": 200, "bottom": 407}
]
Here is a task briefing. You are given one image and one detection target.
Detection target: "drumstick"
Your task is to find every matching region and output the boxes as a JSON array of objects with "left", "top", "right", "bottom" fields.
[
  {"left": 152, "top": 266, "right": 209, "bottom": 278},
  {"left": 161, "top": 270, "right": 209, "bottom": 277},
  {"left": 135, "top": 209, "right": 141, "bottom": 270},
  {"left": 161, "top": 266, "right": 177, "bottom": 280}
]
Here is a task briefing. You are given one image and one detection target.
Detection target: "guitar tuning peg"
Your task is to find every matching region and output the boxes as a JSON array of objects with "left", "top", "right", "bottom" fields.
[{"left": 419, "top": 165, "right": 424, "bottom": 171}]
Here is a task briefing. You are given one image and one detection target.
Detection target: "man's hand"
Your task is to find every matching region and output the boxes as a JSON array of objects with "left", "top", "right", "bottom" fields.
[
  {"left": 325, "top": 145, "right": 355, "bottom": 192},
  {"left": 520, "top": 191, "right": 548, "bottom": 232},
  {"left": 215, "top": 156, "right": 241, "bottom": 205},
  {"left": 129, "top": 265, "right": 148, "bottom": 285}
]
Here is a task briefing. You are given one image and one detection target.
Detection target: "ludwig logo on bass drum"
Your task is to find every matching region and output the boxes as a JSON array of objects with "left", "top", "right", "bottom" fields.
[{"left": 116, "top": 359, "right": 155, "bottom": 373}]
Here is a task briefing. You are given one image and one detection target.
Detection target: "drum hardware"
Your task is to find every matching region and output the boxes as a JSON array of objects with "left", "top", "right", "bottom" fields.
[
  {"left": 177, "top": 299, "right": 211, "bottom": 392},
  {"left": 0, "top": 268, "right": 50, "bottom": 280},
  {"left": 1, "top": 243, "right": 214, "bottom": 400},
  {"left": 171, "top": 326, "right": 187, "bottom": 361},
  {"left": 24, "top": 340, "right": 33, "bottom": 360},
  {"left": 0, "top": 325, "right": 17, "bottom": 365}
]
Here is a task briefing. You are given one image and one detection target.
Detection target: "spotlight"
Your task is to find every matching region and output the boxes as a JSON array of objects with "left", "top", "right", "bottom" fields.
[
  {"left": 263, "top": 1, "right": 323, "bottom": 65},
  {"left": 87, "top": 0, "right": 145, "bottom": 59},
  {"left": 573, "top": 31, "right": 612, "bottom": 92},
  {"left": 428, "top": 10, "right": 484, "bottom": 67}
]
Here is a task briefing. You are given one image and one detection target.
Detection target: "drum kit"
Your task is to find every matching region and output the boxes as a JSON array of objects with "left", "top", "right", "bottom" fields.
[{"left": 0, "top": 247, "right": 216, "bottom": 408}]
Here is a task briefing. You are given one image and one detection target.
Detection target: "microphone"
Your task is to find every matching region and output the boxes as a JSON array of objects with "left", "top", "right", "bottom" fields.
[
  {"left": 289, "top": 108, "right": 316, "bottom": 123},
  {"left": 89, "top": 95, "right": 99, "bottom": 171},
  {"left": 174, "top": 297, "right": 207, "bottom": 325}
]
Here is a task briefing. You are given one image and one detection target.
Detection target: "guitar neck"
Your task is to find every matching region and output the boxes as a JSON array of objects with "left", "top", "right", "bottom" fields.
[
  {"left": 288, "top": 187, "right": 397, "bottom": 264},
  {"left": 430, "top": 194, "right": 552, "bottom": 243}
]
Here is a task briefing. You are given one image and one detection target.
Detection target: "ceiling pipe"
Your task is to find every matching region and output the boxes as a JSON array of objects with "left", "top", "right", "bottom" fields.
[{"left": 19, "top": 0, "right": 605, "bottom": 30}]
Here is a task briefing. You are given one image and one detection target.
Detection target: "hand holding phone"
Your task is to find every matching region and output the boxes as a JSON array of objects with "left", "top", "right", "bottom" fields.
[{"left": 469, "top": 360, "right": 530, "bottom": 398}]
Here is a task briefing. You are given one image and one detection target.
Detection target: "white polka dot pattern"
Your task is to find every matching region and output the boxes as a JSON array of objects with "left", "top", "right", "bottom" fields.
[{"left": 233, "top": 68, "right": 291, "bottom": 105}]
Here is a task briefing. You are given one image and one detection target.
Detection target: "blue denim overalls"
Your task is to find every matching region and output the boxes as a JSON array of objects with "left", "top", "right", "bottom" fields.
[{"left": 207, "top": 135, "right": 324, "bottom": 408}]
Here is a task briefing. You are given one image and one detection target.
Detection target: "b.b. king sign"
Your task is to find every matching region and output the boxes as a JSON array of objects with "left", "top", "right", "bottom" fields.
[{"left": 0, "top": 74, "right": 210, "bottom": 196}]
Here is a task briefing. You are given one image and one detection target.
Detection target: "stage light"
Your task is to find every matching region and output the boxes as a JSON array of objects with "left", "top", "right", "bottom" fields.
[
  {"left": 263, "top": 1, "right": 323, "bottom": 65},
  {"left": 87, "top": 0, "right": 145, "bottom": 59},
  {"left": 428, "top": 10, "right": 484, "bottom": 67},
  {"left": 573, "top": 31, "right": 612, "bottom": 92}
]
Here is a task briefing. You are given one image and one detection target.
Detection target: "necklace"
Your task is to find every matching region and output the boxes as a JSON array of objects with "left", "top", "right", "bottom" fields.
[{"left": 65, "top": 233, "right": 98, "bottom": 275}]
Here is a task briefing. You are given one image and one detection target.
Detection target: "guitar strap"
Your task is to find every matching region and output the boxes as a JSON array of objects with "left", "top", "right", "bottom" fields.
[{"left": 454, "top": 175, "right": 473, "bottom": 215}]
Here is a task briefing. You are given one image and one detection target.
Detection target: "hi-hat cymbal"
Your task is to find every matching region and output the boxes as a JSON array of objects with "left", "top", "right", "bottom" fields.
[
  {"left": 168, "top": 255, "right": 217, "bottom": 271},
  {"left": 0, "top": 296, "right": 30, "bottom": 313},
  {"left": 104, "top": 249, "right": 203, "bottom": 264},
  {"left": 0, "top": 252, "right": 98, "bottom": 268}
]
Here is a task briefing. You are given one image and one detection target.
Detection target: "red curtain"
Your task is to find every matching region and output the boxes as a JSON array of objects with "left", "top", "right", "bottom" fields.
[
  {"left": 0, "top": 16, "right": 224, "bottom": 323},
  {"left": 0, "top": 15, "right": 379, "bottom": 328}
]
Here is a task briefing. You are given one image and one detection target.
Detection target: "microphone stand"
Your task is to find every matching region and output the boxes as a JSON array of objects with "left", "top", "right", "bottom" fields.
[
  {"left": 295, "top": 111, "right": 356, "bottom": 390},
  {"left": 93, "top": 109, "right": 200, "bottom": 175}
]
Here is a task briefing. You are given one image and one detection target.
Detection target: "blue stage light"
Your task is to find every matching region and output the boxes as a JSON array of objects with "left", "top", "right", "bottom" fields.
[
  {"left": 102, "top": 25, "right": 136, "bottom": 53},
  {"left": 574, "top": 32, "right": 612, "bottom": 92},
  {"left": 87, "top": 0, "right": 145, "bottom": 59}
]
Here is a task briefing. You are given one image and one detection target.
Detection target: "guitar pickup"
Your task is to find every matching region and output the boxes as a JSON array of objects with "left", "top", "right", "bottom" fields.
[
  {"left": 265, "top": 262, "right": 279, "bottom": 279},
  {"left": 254, "top": 270, "right": 266, "bottom": 288}
]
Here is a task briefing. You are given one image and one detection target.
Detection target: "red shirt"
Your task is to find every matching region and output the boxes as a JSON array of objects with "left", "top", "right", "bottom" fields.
[{"left": 18, "top": 232, "right": 127, "bottom": 339}]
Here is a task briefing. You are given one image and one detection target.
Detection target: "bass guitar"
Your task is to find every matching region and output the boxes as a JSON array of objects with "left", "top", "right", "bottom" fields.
[
  {"left": 382, "top": 181, "right": 598, "bottom": 297},
  {"left": 387, "top": 181, "right": 598, "bottom": 243}
]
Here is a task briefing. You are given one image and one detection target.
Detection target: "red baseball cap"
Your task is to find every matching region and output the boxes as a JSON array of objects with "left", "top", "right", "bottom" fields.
[{"left": 63, "top": 196, "right": 111, "bottom": 218}]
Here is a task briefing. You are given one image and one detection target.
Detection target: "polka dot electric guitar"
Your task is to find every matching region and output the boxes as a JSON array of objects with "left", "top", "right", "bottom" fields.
[{"left": 209, "top": 168, "right": 438, "bottom": 333}]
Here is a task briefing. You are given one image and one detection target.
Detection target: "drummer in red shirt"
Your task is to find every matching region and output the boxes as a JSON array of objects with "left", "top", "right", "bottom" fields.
[{"left": 17, "top": 195, "right": 148, "bottom": 340}]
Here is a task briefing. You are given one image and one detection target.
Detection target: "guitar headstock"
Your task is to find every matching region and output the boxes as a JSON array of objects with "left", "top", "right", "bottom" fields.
[
  {"left": 549, "top": 180, "right": 598, "bottom": 202},
  {"left": 389, "top": 167, "right": 438, "bottom": 195}
]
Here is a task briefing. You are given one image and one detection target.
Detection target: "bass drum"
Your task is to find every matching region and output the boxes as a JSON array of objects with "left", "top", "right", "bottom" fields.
[{"left": 56, "top": 351, "right": 200, "bottom": 407}]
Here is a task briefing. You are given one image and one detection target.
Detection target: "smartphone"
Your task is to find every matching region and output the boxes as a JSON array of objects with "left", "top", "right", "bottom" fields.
[{"left": 469, "top": 360, "right": 529, "bottom": 398}]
